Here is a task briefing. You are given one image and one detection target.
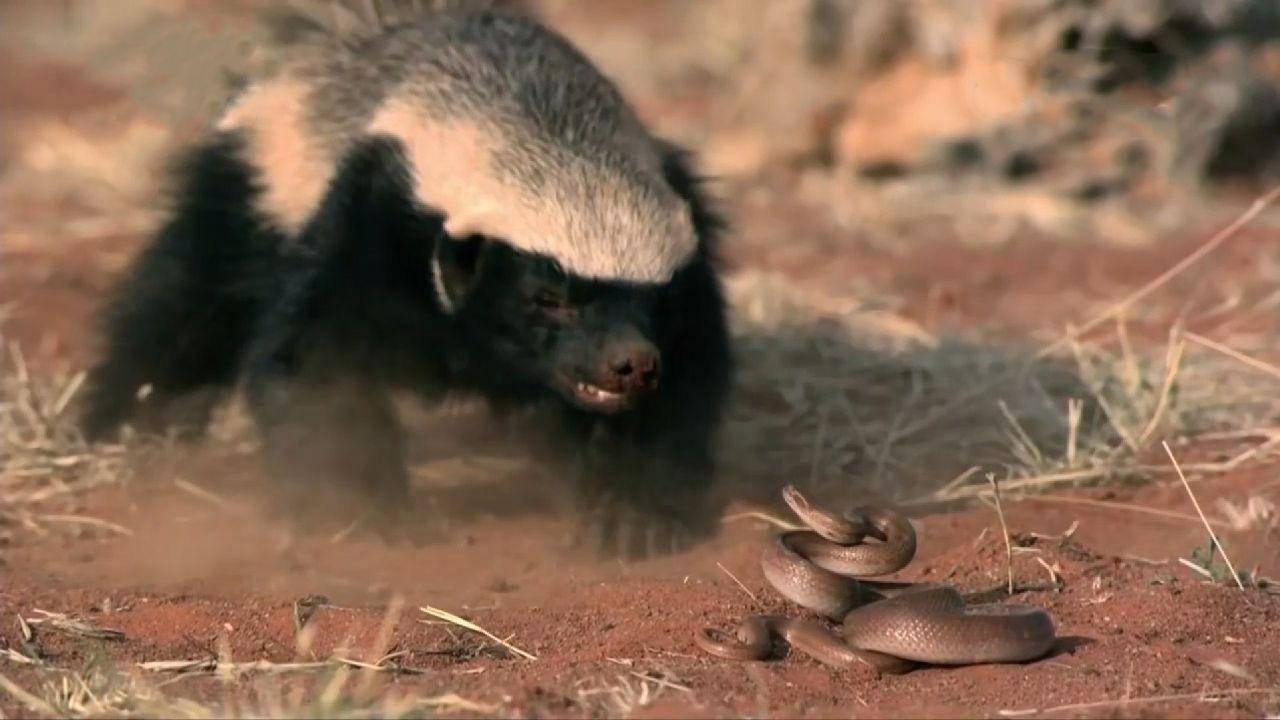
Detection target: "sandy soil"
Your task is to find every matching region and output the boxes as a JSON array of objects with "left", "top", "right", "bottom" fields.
[
  {"left": 2, "top": 451, "right": 1278, "bottom": 718},
  {"left": 2, "top": 4, "right": 1280, "bottom": 719}
]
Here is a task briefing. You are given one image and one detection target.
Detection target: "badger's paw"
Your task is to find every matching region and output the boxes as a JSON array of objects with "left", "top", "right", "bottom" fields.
[
  {"left": 265, "top": 486, "right": 443, "bottom": 547},
  {"left": 575, "top": 493, "right": 718, "bottom": 560}
]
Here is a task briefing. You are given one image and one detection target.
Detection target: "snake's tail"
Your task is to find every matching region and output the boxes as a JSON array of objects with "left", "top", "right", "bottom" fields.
[{"left": 694, "top": 615, "right": 788, "bottom": 661}]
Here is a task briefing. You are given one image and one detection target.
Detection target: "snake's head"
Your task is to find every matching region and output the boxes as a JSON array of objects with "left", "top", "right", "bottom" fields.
[{"left": 782, "top": 485, "right": 876, "bottom": 544}]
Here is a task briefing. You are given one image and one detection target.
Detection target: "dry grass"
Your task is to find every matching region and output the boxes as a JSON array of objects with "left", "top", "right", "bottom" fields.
[
  {"left": 721, "top": 270, "right": 1280, "bottom": 510},
  {"left": 573, "top": 665, "right": 690, "bottom": 719},
  {"left": 0, "top": 660, "right": 466, "bottom": 719},
  {"left": 418, "top": 606, "right": 537, "bottom": 661},
  {"left": 0, "top": 339, "right": 134, "bottom": 541},
  {"left": 0, "top": 599, "right": 499, "bottom": 719},
  {"left": 722, "top": 189, "right": 1280, "bottom": 514},
  {"left": 1165, "top": 441, "right": 1247, "bottom": 590},
  {"left": 996, "top": 687, "right": 1280, "bottom": 718}
]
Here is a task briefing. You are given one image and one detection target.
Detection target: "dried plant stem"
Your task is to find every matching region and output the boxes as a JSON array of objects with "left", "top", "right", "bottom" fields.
[
  {"left": 1163, "top": 441, "right": 1245, "bottom": 590},
  {"left": 998, "top": 687, "right": 1277, "bottom": 717},
  {"left": 0, "top": 673, "right": 59, "bottom": 716},
  {"left": 1136, "top": 323, "right": 1185, "bottom": 446},
  {"left": 720, "top": 510, "right": 803, "bottom": 531},
  {"left": 985, "top": 472, "right": 1015, "bottom": 594},
  {"left": 1187, "top": 331, "right": 1280, "bottom": 382},
  {"left": 1022, "top": 494, "right": 1223, "bottom": 526},
  {"left": 926, "top": 467, "right": 1108, "bottom": 502},
  {"left": 36, "top": 514, "right": 133, "bottom": 536},
  {"left": 419, "top": 606, "right": 536, "bottom": 661},
  {"left": 174, "top": 478, "right": 249, "bottom": 515},
  {"left": 716, "top": 562, "right": 758, "bottom": 602}
]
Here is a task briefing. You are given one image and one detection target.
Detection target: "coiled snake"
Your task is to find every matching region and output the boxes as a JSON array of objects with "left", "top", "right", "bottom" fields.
[{"left": 696, "top": 486, "right": 1056, "bottom": 674}]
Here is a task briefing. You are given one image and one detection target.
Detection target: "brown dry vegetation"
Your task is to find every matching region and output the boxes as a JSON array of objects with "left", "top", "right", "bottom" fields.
[{"left": 2, "top": 1, "right": 1280, "bottom": 718}]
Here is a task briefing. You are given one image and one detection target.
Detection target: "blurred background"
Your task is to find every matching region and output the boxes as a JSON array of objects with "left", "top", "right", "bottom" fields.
[{"left": 5, "top": 0, "right": 1280, "bottom": 241}]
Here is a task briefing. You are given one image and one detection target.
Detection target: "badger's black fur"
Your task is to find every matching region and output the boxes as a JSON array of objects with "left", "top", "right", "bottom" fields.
[{"left": 81, "top": 4, "right": 732, "bottom": 558}]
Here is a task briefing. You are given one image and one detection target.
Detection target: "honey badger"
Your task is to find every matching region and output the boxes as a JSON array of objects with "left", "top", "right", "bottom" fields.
[{"left": 79, "top": 1, "right": 732, "bottom": 558}]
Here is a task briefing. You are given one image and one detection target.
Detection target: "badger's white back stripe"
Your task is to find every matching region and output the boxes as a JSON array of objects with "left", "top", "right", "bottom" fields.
[
  {"left": 368, "top": 100, "right": 697, "bottom": 284},
  {"left": 216, "top": 78, "right": 334, "bottom": 236},
  {"left": 368, "top": 103, "right": 507, "bottom": 235}
]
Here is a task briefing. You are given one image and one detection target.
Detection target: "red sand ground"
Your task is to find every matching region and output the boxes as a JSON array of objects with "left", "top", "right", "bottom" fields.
[
  {"left": 3, "top": 20, "right": 1280, "bottom": 720},
  {"left": 1, "top": 452, "right": 1278, "bottom": 718}
]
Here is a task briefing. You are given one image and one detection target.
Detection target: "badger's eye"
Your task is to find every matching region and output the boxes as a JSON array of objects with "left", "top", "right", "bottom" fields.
[{"left": 532, "top": 289, "right": 566, "bottom": 310}]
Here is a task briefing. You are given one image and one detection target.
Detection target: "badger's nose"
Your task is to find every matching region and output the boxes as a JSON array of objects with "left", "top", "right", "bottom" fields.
[{"left": 604, "top": 343, "right": 660, "bottom": 393}]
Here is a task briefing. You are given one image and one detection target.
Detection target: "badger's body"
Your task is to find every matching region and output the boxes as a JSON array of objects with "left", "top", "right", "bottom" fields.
[{"left": 81, "top": 4, "right": 731, "bottom": 557}]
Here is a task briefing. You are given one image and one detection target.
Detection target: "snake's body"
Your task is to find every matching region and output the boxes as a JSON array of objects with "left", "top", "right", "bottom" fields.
[{"left": 697, "top": 486, "right": 1056, "bottom": 673}]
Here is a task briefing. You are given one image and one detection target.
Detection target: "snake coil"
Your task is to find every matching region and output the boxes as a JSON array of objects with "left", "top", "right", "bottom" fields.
[{"left": 696, "top": 486, "right": 1057, "bottom": 673}]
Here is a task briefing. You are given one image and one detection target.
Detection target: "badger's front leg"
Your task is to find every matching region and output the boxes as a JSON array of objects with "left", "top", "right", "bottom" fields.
[
  {"left": 247, "top": 369, "right": 414, "bottom": 539},
  {"left": 572, "top": 414, "right": 720, "bottom": 559},
  {"left": 240, "top": 263, "right": 419, "bottom": 541},
  {"left": 568, "top": 297, "right": 730, "bottom": 559}
]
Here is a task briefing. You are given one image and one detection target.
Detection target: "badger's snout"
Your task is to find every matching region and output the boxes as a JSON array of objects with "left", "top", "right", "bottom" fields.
[
  {"left": 603, "top": 340, "right": 660, "bottom": 394},
  {"left": 558, "top": 330, "right": 661, "bottom": 413}
]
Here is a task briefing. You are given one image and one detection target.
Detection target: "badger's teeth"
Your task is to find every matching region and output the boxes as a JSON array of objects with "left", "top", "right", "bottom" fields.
[{"left": 576, "top": 382, "right": 622, "bottom": 401}]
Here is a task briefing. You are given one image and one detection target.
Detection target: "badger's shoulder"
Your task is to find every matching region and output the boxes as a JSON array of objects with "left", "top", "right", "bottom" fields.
[{"left": 216, "top": 6, "right": 699, "bottom": 284}]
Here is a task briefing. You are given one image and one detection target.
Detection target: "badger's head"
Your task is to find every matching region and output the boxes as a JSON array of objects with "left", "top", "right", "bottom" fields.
[
  {"left": 370, "top": 98, "right": 699, "bottom": 412},
  {"left": 434, "top": 236, "right": 673, "bottom": 413},
  {"left": 424, "top": 157, "right": 694, "bottom": 414}
]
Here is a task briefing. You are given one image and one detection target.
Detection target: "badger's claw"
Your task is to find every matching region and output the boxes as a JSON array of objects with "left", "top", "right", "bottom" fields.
[
  {"left": 575, "top": 494, "right": 716, "bottom": 560},
  {"left": 266, "top": 483, "right": 441, "bottom": 546}
]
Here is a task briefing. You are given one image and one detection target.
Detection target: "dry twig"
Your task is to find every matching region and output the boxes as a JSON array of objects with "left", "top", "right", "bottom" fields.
[
  {"left": 1163, "top": 441, "right": 1245, "bottom": 590},
  {"left": 25, "top": 609, "right": 124, "bottom": 641},
  {"left": 1187, "top": 331, "right": 1280, "bottom": 382},
  {"left": 985, "top": 473, "right": 1015, "bottom": 594},
  {"left": 716, "top": 562, "right": 758, "bottom": 602},
  {"left": 998, "top": 687, "right": 1277, "bottom": 717},
  {"left": 419, "top": 606, "right": 536, "bottom": 661}
]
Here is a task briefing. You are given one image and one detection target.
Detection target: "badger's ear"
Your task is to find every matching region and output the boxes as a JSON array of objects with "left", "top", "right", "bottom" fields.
[
  {"left": 431, "top": 231, "right": 489, "bottom": 314},
  {"left": 656, "top": 140, "right": 725, "bottom": 253}
]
